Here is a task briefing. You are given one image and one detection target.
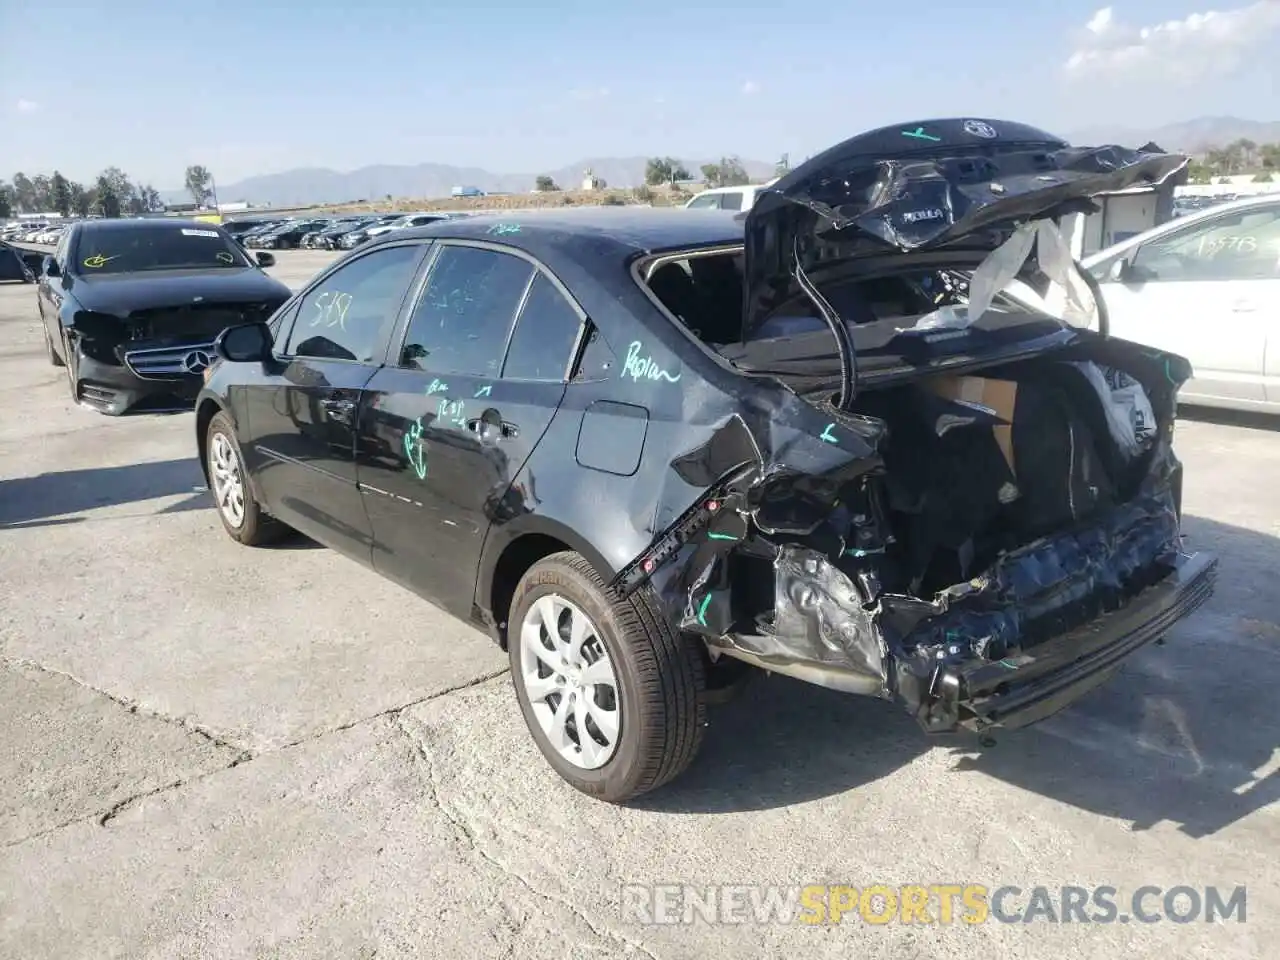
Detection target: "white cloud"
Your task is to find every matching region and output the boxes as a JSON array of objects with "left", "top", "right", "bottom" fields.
[
  {"left": 15, "top": 98, "right": 38, "bottom": 113},
  {"left": 1065, "top": 2, "right": 1280, "bottom": 81},
  {"left": 741, "top": 80, "right": 760, "bottom": 95},
  {"left": 569, "top": 86, "right": 610, "bottom": 101}
]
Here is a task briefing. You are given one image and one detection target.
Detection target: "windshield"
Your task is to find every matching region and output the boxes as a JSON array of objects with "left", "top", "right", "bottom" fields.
[{"left": 74, "top": 225, "right": 250, "bottom": 274}]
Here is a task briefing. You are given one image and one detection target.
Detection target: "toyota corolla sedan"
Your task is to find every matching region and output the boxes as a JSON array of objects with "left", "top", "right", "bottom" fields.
[{"left": 194, "top": 118, "right": 1216, "bottom": 802}]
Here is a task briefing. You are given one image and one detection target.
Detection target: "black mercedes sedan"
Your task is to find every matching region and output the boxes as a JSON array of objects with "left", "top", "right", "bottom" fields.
[
  {"left": 195, "top": 118, "right": 1218, "bottom": 803},
  {"left": 37, "top": 218, "right": 292, "bottom": 415}
]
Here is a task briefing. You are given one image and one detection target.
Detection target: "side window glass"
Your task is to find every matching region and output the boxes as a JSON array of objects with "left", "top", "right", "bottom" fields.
[
  {"left": 270, "top": 301, "right": 300, "bottom": 343},
  {"left": 687, "top": 194, "right": 720, "bottom": 209},
  {"left": 285, "top": 244, "right": 422, "bottom": 362},
  {"left": 400, "top": 245, "right": 534, "bottom": 376},
  {"left": 1131, "top": 206, "right": 1280, "bottom": 282},
  {"left": 573, "top": 325, "right": 617, "bottom": 382},
  {"left": 502, "top": 273, "right": 583, "bottom": 381},
  {"left": 719, "top": 191, "right": 744, "bottom": 211}
]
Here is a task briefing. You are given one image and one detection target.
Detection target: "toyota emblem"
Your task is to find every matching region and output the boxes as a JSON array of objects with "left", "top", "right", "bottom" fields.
[
  {"left": 181, "top": 349, "right": 213, "bottom": 374},
  {"left": 963, "top": 120, "right": 998, "bottom": 139}
]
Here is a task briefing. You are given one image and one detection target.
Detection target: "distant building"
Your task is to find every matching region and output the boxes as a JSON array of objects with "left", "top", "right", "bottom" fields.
[{"left": 581, "top": 169, "right": 604, "bottom": 191}]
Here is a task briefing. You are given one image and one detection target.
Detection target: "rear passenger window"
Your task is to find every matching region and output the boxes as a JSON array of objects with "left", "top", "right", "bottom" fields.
[
  {"left": 502, "top": 274, "right": 583, "bottom": 381},
  {"left": 400, "top": 245, "right": 533, "bottom": 376},
  {"left": 718, "top": 191, "right": 744, "bottom": 211}
]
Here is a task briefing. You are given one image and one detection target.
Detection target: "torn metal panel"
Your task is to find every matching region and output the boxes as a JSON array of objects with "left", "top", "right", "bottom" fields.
[
  {"left": 658, "top": 336, "right": 1203, "bottom": 733},
  {"left": 741, "top": 117, "right": 1188, "bottom": 343}
]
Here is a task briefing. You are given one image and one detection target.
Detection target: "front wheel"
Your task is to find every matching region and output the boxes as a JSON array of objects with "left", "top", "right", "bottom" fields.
[
  {"left": 206, "top": 410, "right": 287, "bottom": 545},
  {"left": 508, "top": 552, "right": 706, "bottom": 803}
]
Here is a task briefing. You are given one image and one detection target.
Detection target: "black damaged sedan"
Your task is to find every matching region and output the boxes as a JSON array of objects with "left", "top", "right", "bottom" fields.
[
  {"left": 37, "top": 218, "right": 292, "bottom": 414},
  {"left": 195, "top": 118, "right": 1218, "bottom": 802}
]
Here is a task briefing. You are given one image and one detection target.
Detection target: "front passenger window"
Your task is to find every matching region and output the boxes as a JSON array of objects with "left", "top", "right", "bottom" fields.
[
  {"left": 285, "top": 244, "right": 423, "bottom": 362},
  {"left": 1130, "top": 205, "right": 1280, "bottom": 282}
]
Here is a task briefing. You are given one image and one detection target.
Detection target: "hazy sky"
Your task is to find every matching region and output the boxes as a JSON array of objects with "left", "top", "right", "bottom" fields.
[{"left": 2, "top": 0, "right": 1277, "bottom": 189}]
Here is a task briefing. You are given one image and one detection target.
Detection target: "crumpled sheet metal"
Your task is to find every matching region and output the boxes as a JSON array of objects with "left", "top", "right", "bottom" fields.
[
  {"left": 769, "top": 141, "right": 1186, "bottom": 255},
  {"left": 742, "top": 122, "right": 1189, "bottom": 340},
  {"left": 674, "top": 344, "right": 1186, "bottom": 711},
  {"left": 883, "top": 484, "right": 1181, "bottom": 667}
]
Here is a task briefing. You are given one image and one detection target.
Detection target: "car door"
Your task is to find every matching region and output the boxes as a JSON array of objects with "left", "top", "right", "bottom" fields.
[
  {"left": 358, "top": 242, "right": 582, "bottom": 617},
  {"left": 1094, "top": 201, "right": 1280, "bottom": 405},
  {"left": 240, "top": 240, "right": 428, "bottom": 560},
  {"left": 38, "top": 229, "right": 72, "bottom": 347}
]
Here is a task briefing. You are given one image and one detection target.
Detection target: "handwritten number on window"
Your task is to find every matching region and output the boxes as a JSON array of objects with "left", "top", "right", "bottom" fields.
[
  {"left": 1194, "top": 235, "right": 1258, "bottom": 257},
  {"left": 311, "top": 291, "right": 353, "bottom": 330}
]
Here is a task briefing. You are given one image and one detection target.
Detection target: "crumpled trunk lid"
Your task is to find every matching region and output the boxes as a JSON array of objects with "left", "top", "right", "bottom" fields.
[{"left": 739, "top": 117, "right": 1188, "bottom": 404}]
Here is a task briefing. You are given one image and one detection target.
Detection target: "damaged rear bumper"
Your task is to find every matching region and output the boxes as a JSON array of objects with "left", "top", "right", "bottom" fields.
[
  {"left": 708, "top": 548, "right": 1216, "bottom": 733},
  {"left": 926, "top": 548, "right": 1216, "bottom": 733}
]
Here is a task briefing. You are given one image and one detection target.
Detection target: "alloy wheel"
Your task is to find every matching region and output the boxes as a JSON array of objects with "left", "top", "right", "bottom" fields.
[
  {"left": 209, "top": 432, "right": 247, "bottom": 528},
  {"left": 518, "top": 594, "right": 621, "bottom": 770}
]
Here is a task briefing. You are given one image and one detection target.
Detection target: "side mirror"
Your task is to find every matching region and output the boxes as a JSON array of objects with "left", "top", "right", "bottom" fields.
[
  {"left": 1108, "top": 258, "right": 1133, "bottom": 283},
  {"left": 42, "top": 256, "right": 60, "bottom": 278},
  {"left": 255, "top": 251, "right": 275, "bottom": 268},
  {"left": 214, "top": 321, "right": 274, "bottom": 363}
]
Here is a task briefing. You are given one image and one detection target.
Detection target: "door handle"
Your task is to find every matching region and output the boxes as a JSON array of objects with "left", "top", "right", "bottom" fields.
[
  {"left": 465, "top": 417, "right": 519, "bottom": 439},
  {"left": 321, "top": 397, "right": 357, "bottom": 423}
]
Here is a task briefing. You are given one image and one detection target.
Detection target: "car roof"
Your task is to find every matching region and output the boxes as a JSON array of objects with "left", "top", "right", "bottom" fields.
[
  {"left": 74, "top": 217, "right": 229, "bottom": 234},
  {"left": 388, "top": 206, "right": 744, "bottom": 258}
]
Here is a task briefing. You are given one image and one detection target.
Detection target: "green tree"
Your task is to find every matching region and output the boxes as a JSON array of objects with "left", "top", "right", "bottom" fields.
[
  {"left": 1186, "top": 161, "right": 1212, "bottom": 184},
  {"left": 644, "top": 157, "right": 690, "bottom": 186},
  {"left": 184, "top": 164, "right": 213, "bottom": 206},
  {"left": 30, "top": 174, "right": 52, "bottom": 210},
  {"left": 1252, "top": 171, "right": 1274, "bottom": 183},
  {"left": 68, "top": 182, "right": 92, "bottom": 217},
  {"left": 138, "top": 184, "right": 162, "bottom": 212},
  {"left": 535, "top": 175, "right": 560, "bottom": 191},
  {"left": 701, "top": 156, "right": 750, "bottom": 188},
  {"left": 50, "top": 172, "right": 72, "bottom": 216},
  {"left": 11, "top": 173, "right": 34, "bottom": 212},
  {"left": 0, "top": 182, "right": 13, "bottom": 219},
  {"left": 95, "top": 172, "right": 122, "bottom": 218}
]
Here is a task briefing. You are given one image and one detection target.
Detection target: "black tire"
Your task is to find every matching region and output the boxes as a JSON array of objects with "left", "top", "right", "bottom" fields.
[
  {"left": 508, "top": 551, "right": 706, "bottom": 803},
  {"left": 206, "top": 410, "right": 288, "bottom": 546}
]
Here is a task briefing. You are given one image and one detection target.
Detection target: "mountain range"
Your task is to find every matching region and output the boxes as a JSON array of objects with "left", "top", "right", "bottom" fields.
[
  {"left": 158, "top": 156, "right": 777, "bottom": 208},
  {"left": 160, "top": 116, "right": 1277, "bottom": 208}
]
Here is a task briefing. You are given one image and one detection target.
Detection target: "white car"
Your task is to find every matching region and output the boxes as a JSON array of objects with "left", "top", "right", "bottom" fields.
[
  {"left": 366, "top": 213, "right": 446, "bottom": 240},
  {"left": 684, "top": 181, "right": 776, "bottom": 212},
  {"left": 1082, "top": 194, "right": 1280, "bottom": 415}
]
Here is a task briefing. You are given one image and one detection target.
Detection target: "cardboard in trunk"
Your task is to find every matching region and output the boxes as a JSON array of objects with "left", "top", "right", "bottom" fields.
[{"left": 923, "top": 374, "right": 1017, "bottom": 475}]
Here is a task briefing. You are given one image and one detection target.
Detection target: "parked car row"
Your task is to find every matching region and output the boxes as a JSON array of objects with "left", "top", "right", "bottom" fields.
[
  {"left": 1, "top": 219, "right": 82, "bottom": 245},
  {"left": 225, "top": 211, "right": 466, "bottom": 252}
]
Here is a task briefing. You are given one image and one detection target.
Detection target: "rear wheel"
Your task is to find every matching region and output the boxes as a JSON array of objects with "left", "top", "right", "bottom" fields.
[
  {"left": 206, "top": 410, "right": 287, "bottom": 546},
  {"left": 508, "top": 551, "right": 706, "bottom": 803}
]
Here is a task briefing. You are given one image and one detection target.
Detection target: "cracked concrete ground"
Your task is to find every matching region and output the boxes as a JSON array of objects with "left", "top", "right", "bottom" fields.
[{"left": 2, "top": 252, "right": 1279, "bottom": 958}]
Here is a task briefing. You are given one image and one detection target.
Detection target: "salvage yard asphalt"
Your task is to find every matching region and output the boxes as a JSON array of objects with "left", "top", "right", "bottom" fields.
[{"left": 2, "top": 249, "right": 1279, "bottom": 959}]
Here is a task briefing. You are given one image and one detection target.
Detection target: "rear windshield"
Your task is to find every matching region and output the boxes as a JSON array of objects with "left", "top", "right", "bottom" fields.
[
  {"left": 641, "top": 250, "right": 1076, "bottom": 348},
  {"left": 74, "top": 225, "right": 249, "bottom": 274}
]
